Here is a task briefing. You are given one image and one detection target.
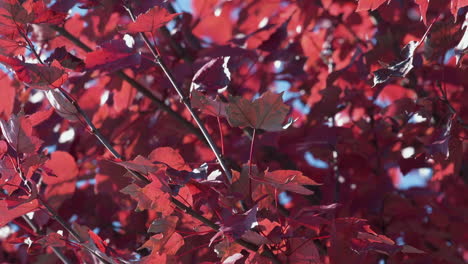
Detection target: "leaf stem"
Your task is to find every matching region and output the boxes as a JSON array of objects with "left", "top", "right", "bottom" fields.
[
  {"left": 217, "top": 116, "right": 225, "bottom": 155},
  {"left": 248, "top": 129, "right": 256, "bottom": 200}
]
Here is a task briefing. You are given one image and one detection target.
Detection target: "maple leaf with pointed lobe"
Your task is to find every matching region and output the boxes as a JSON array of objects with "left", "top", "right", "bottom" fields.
[
  {"left": 0, "top": 55, "right": 67, "bottom": 89},
  {"left": 126, "top": 6, "right": 180, "bottom": 34},
  {"left": 140, "top": 215, "right": 184, "bottom": 255},
  {"left": 226, "top": 91, "right": 291, "bottom": 131},
  {"left": 253, "top": 169, "right": 321, "bottom": 195},
  {"left": 120, "top": 179, "right": 172, "bottom": 215}
]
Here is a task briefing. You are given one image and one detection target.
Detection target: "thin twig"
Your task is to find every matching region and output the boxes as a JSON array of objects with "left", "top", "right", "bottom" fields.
[{"left": 124, "top": 6, "right": 233, "bottom": 183}]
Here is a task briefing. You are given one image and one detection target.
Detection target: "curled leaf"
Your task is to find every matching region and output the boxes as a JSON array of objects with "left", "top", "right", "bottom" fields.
[
  {"left": 191, "top": 57, "right": 231, "bottom": 94},
  {"left": 373, "top": 41, "right": 419, "bottom": 86},
  {"left": 44, "top": 89, "right": 79, "bottom": 121}
]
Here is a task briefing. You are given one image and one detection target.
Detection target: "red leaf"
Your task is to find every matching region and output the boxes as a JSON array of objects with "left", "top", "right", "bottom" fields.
[
  {"left": 28, "top": 109, "right": 54, "bottom": 127},
  {"left": 0, "top": 1, "right": 33, "bottom": 34},
  {"left": 0, "top": 55, "right": 67, "bottom": 89},
  {"left": 30, "top": 0, "right": 67, "bottom": 25},
  {"left": 0, "top": 38, "right": 26, "bottom": 56},
  {"left": 0, "top": 113, "right": 43, "bottom": 154},
  {"left": 253, "top": 170, "right": 321, "bottom": 195},
  {"left": 355, "top": 0, "right": 388, "bottom": 12},
  {"left": 148, "top": 215, "right": 179, "bottom": 234},
  {"left": 213, "top": 206, "right": 258, "bottom": 243},
  {"left": 139, "top": 215, "right": 183, "bottom": 255},
  {"left": 226, "top": 91, "right": 290, "bottom": 131},
  {"left": 43, "top": 151, "right": 78, "bottom": 209},
  {"left": 85, "top": 39, "right": 141, "bottom": 72},
  {"left": 126, "top": 6, "right": 180, "bottom": 34},
  {"left": 120, "top": 180, "right": 172, "bottom": 215},
  {"left": 0, "top": 140, "right": 7, "bottom": 158},
  {"left": 0, "top": 198, "right": 40, "bottom": 227},
  {"left": 114, "top": 155, "right": 158, "bottom": 175},
  {"left": 0, "top": 73, "right": 15, "bottom": 120},
  {"left": 0, "top": 157, "right": 18, "bottom": 194},
  {"left": 113, "top": 79, "right": 136, "bottom": 113},
  {"left": 415, "top": 0, "right": 430, "bottom": 25},
  {"left": 45, "top": 47, "right": 85, "bottom": 71},
  {"left": 451, "top": 0, "right": 468, "bottom": 17},
  {"left": 373, "top": 41, "right": 419, "bottom": 86},
  {"left": 33, "top": 232, "right": 67, "bottom": 248},
  {"left": 149, "top": 147, "right": 191, "bottom": 171},
  {"left": 191, "top": 90, "right": 227, "bottom": 117}
]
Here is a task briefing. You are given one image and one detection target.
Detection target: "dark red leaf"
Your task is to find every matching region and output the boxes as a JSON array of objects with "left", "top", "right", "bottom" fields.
[
  {"left": 45, "top": 47, "right": 85, "bottom": 71},
  {"left": 85, "top": 39, "right": 141, "bottom": 72},
  {"left": 30, "top": 0, "right": 67, "bottom": 25},
  {"left": 253, "top": 169, "right": 321, "bottom": 195},
  {"left": 191, "top": 90, "right": 227, "bottom": 117},
  {"left": 120, "top": 179, "right": 172, "bottom": 215},
  {"left": 226, "top": 91, "right": 290, "bottom": 131},
  {"left": 191, "top": 57, "right": 231, "bottom": 94},
  {"left": 0, "top": 113, "right": 43, "bottom": 154},
  {"left": 0, "top": 55, "right": 67, "bottom": 89},
  {"left": 0, "top": 198, "right": 40, "bottom": 227},
  {"left": 373, "top": 41, "right": 419, "bottom": 86}
]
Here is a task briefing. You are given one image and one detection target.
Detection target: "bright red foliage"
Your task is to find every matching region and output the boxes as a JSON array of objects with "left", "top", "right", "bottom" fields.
[{"left": 0, "top": 0, "right": 467, "bottom": 264}]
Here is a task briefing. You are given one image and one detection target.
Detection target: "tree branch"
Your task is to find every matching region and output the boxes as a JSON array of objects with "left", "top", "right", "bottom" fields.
[{"left": 124, "top": 6, "right": 233, "bottom": 183}]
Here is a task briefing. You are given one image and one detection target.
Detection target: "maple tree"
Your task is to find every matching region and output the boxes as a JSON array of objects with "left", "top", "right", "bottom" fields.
[{"left": 0, "top": 0, "right": 467, "bottom": 263}]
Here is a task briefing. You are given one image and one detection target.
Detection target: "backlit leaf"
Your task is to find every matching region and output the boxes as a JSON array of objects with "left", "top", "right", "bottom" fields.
[
  {"left": 226, "top": 91, "right": 290, "bottom": 131},
  {"left": 126, "top": 6, "right": 180, "bottom": 34},
  {"left": 85, "top": 39, "right": 141, "bottom": 72}
]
